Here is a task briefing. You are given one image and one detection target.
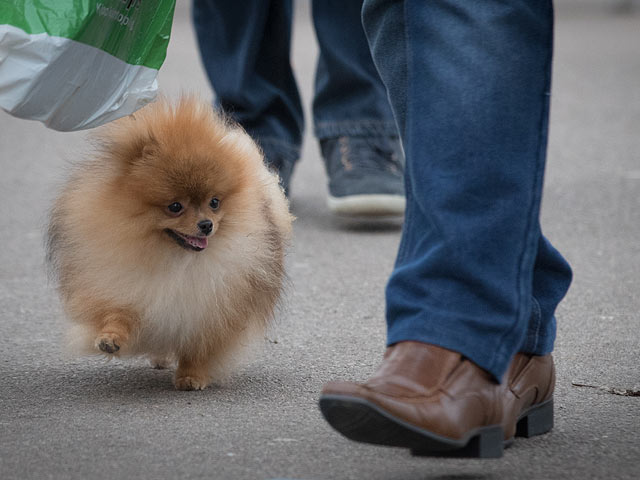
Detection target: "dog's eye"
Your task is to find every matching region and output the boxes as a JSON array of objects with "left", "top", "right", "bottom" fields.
[
  {"left": 210, "top": 197, "right": 220, "bottom": 210},
  {"left": 168, "top": 202, "right": 183, "bottom": 213}
]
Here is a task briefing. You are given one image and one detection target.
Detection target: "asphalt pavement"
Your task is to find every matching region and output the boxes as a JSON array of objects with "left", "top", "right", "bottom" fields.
[{"left": 1, "top": 2, "right": 639, "bottom": 479}]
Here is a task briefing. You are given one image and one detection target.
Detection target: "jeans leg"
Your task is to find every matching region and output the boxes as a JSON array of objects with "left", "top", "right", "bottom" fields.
[
  {"left": 523, "top": 230, "right": 573, "bottom": 355},
  {"left": 362, "top": 0, "right": 572, "bottom": 380},
  {"left": 361, "top": 0, "right": 407, "bottom": 140},
  {"left": 311, "top": 0, "right": 397, "bottom": 139},
  {"left": 192, "top": 0, "right": 303, "bottom": 166}
]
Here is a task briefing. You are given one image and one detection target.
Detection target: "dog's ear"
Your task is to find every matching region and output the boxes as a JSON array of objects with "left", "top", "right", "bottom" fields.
[
  {"left": 93, "top": 114, "right": 159, "bottom": 166},
  {"left": 133, "top": 133, "right": 160, "bottom": 164}
]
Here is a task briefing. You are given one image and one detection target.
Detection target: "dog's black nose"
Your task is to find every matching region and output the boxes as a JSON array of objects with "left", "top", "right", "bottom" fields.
[{"left": 197, "top": 219, "right": 213, "bottom": 235}]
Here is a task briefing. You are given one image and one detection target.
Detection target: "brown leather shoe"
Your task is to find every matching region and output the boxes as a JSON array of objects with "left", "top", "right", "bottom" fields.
[{"left": 319, "top": 341, "right": 555, "bottom": 458}]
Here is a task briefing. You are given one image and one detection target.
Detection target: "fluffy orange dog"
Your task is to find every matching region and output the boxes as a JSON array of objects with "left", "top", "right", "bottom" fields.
[{"left": 47, "top": 98, "right": 293, "bottom": 390}]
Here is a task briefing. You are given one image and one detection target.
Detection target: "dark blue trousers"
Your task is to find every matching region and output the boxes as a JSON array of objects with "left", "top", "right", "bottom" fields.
[
  {"left": 192, "top": 0, "right": 397, "bottom": 167},
  {"left": 362, "top": 0, "right": 573, "bottom": 379}
]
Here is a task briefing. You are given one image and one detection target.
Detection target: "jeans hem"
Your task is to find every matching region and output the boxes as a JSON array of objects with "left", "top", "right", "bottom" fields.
[
  {"left": 518, "top": 334, "right": 554, "bottom": 356},
  {"left": 254, "top": 136, "right": 300, "bottom": 165},
  {"left": 314, "top": 120, "right": 399, "bottom": 139}
]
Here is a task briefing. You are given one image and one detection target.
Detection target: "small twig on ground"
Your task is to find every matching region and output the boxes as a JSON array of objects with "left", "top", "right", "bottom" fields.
[{"left": 571, "top": 382, "right": 640, "bottom": 397}]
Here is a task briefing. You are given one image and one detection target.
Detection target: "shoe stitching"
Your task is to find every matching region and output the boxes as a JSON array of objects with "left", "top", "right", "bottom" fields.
[
  {"left": 365, "top": 389, "right": 499, "bottom": 436},
  {"left": 339, "top": 136, "right": 353, "bottom": 172},
  {"left": 362, "top": 385, "right": 448, "bottom": 402}
]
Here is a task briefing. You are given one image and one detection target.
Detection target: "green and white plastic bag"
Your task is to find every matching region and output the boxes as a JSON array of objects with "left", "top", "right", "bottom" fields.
[{"left": 0, "top": 0, "right": 175, "bottom": 131}]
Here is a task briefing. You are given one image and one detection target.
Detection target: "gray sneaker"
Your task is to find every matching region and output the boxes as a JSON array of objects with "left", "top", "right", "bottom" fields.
[
  {"left": 321, "top": 136, "right": 405, "bottom": 216},
  {"left": 264, "top": 155, "right": 295, "bottom": 198}
]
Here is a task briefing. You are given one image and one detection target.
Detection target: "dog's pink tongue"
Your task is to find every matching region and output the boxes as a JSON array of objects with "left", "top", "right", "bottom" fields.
[{"left": 187, "top": 236, "right": 208, "bottom": 249}]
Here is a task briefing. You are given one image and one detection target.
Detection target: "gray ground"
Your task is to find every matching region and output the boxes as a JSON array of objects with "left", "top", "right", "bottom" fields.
[{"left": 1, "top": 2, "right": 639, "bottom": 479}]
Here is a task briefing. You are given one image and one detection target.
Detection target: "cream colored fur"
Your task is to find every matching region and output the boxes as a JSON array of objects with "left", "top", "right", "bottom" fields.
[{"left": 47, "top": 97, "right": 293, "bottom": 389}]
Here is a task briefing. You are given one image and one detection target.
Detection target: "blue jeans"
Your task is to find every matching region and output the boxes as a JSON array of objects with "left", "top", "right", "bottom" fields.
[
  {"left": 192, "top": 0, "right": 398, "bottom": 167},
  {"left": 362, "top": 0, "right": 573, "bottom": 380}
]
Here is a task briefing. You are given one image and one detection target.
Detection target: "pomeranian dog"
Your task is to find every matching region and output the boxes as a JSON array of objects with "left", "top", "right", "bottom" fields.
[{"left": 47, "top": 97, "right": 293, "bottom": 390}]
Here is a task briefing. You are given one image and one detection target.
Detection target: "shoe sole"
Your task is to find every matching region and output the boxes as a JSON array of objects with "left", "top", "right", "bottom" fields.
[
  {"left": 327, "top": 194, "right": 406, "bottom": 217},
  {"left": 318, "top": 395, "right": 554, "bottom": 459}
]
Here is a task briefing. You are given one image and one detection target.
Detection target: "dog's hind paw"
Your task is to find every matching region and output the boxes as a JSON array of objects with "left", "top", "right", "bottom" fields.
[
  {"left": 95, "top": 334, "right": 121, "bottom": 354},
  {"left": 174, "top": 375, "right": 209, "bottom": 391},
  {"left": 149, "top": 356, "right": 172, "bottom": 369}
]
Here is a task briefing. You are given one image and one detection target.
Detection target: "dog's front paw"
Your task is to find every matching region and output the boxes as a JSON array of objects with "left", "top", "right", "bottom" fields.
[
  {"left": 95, "top": 334, "right": 121, "bottom": 354},
  {"left": 174, "top": 375, "right": 209, "bottom": 391}
]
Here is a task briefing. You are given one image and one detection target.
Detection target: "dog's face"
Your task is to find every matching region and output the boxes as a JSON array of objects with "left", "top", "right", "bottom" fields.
[
  {"left": 114, "top": 136, "right": 253, "bottom": 254},
  {"left": 160, "top": 194, "right": 222, "bottom": 252},
  {"left": 96, "top": 98, "right": 264, "bottom": 255}
]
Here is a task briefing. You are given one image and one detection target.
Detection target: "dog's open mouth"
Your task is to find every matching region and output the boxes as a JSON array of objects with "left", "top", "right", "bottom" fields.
[{"left": 165, "top": 229, "right": 209, "bottom": 252}]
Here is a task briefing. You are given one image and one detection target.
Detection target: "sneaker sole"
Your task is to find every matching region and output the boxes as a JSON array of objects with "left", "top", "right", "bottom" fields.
[
  {"left": 327, "top": 194, "right": 405, "bottom": 217},
  {"left": 319, "top": 395, "right": 554, "bottom": 459}
]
